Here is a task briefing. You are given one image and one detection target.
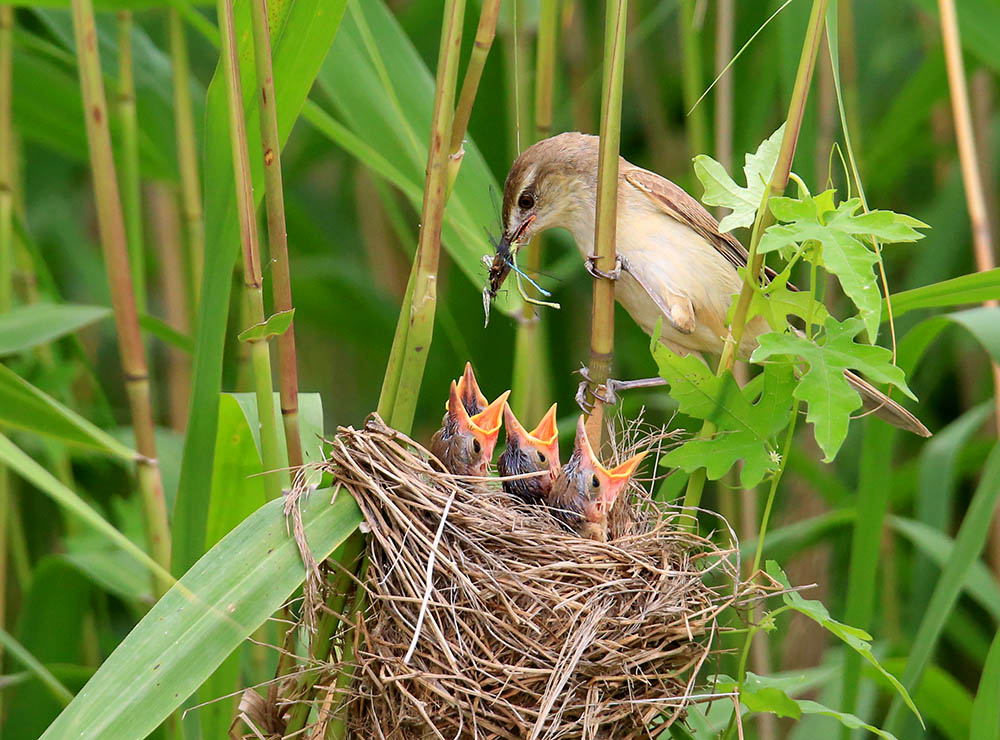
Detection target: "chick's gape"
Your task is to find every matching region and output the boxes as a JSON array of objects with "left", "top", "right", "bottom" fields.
[{"left": 498, "top": 132, "right": 930, "bottom": 438}]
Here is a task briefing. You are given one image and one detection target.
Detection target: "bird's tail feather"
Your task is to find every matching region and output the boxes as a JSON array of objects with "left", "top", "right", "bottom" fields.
[{"left": 843, "top": 370, "right": 931, "bottom": 437}]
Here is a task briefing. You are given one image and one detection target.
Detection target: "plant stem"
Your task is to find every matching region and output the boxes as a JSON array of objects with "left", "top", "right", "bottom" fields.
[
  {"left": 937, "top": 0, "right": 1000, "bottom": 583},
  {"left": 386, "top": 0, "right": 466, "bottom": 435},
  {"left": 584, "top": 0, "right": 628, "bottom": 445},
  {"left": 683, "top": 0, "right": 829, "bottom": 513},
  {"left": 0, "top": 8, "right": 11, "bottom": 718},
  {"left": 248, "top": 0, "right": 302, "bottom": 469},
  {"left": 168, "top": 8, "right": 205, "bottom": 315},
  {"left": 70, "top": 0, "right": 171, "bottom": 596},
  {"left": 679, "top": 0, "right": 707, "bottom": 157},
  {"left": 511, "top": 0, "right": 557, "bottom": 422},
  {"left": 117, "top": 10, "right": 145, "bottom": 312},
  {"left": 282, "top": 534, "right": 364, "bottom": 735},
  {"left": 149, "top": 183, "right": 191, "bottom": 431},
  {"left": 713, "top": 0, "right": 734, "bottom": 172},
  {"left": 217, "top": 0, "right": 284, "bottom": 498},
  {"left": 448, "top": 0, "right": 501, "bottom": 187}
]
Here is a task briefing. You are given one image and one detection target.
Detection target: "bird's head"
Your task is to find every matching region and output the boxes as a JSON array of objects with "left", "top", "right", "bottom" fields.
[
  {"left": 455, "top": 362, "right": 488, "bottom": 416},
  {"left": 442, "top": 381, "right": 509, "bottom": 476},
  {"left": 499, "top": 132, "right": 600, "bottom": 251},
  {"left": 502, "top": 402, "right": 561, "bottom": 481},
  {"left": 566, "top": 415, "right": 646, "bottom": 531}
]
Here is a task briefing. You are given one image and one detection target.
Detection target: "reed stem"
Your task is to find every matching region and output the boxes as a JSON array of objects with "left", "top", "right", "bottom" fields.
[
  {"left": 217, "top": 0, "right": 284, "bottom": 498},
  {"left": 683, "top": 0, "right": 828, "bottom": 513},
  {"left": 448, "top": 0, "right": 501, "bottom": 186},
  {"left": 168, "top": 8, "right": 205, "bottom": 314},
  {"left": 511, "top": 0, "right": 558, "bottom": 422},
  {"left": 937, "top": 0, "right": 1000, "bottom": 583},
  {"left": 385, "top": 0, "right": 466, "bottom": 435},
  {"left": 70, "top": 0, "right": 171, "bottom": 596},
  {"left": 713, "top": 0, "right": 734, "bottom": 172},
  {"left": 249, "top": 0, "right": 302, "bottom": 469},
  {"left": 117, "top": 11, "right": 145, "bottom": 312},
  {"left": 584, "top": 0, "right": 628, "bottom": 445},
  {"left": 0, "top": 7, "right": 12, "bottom": 717},
  {"left": 679, "top": 0, "right": 707, "bottom": 158}
]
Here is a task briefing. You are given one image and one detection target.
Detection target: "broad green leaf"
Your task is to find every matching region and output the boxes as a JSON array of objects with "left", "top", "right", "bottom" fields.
[
  {"left": 0, "top": 433, "right": 168, "bottom": 587},
  {"left": 230, "top": 392, "right": 326, "bottom": 468},
  {"left": 693, "top": 124, "right": 784, "bottom": 232},
  {"left": 41, "top": 491, "right": 362, "bottom": 740},
  {"left": 896, "top": 307, "right": 1000, "bottom": 375},
  {"left": 173, "top": 0, "right": 347, "bottom": 577},
  {"left": 0, "top": 303, "right": 110, "bottom": 356},
  {"left": 886, "top": 268, "right": 1000, "bottom": 319},
  {"left": 139, "top": 313, "right": 194, "bottom": 354},
  {"left": 62, "top": 533, "right": 152, "bottom": 605},
  {"left": 767, "top": 561, "right": 922, "bottom": 725},
  {"left": 971, "top": 629, "right": 1000, "bottom": 740},
  {"left": 0, "top": 626, "right": 74, "bottom": 706},
  {"left": 751, "top": 316, "right": 915, "bottom": 460},
  {"left": 716, "top": 672, "right": 898, "bottom": 739},
  {"left": 889, "top": 516, "right": 1000, "bottom": 623},
  {"left": 0, "top": 364, "right": 136, "bottom": 460},
  {"left": 315, "top": 0, "right": 522, "bottom": 317},
  {"left": 796, "top": 700, "right": 898, "bottom": 740},
  {"left": 652, "top": 332, "right": 793, "bottom": 487},
  {"left": 737, "top": 265, "right": 830, "bottom": 331},
  {"left": 760, "top": 195, "right": 927, "bottom": 341},
  {"left": 237, "top": 308, "right": 296, "bottom": 343}
]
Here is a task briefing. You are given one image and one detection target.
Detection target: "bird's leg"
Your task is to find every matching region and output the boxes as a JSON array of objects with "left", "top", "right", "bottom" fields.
[
  {"left": 575, "top": 367, "right": 668, "bottom": 411},
  {"left": 584, "top": 253, "right": 623, "bottom": 281}
]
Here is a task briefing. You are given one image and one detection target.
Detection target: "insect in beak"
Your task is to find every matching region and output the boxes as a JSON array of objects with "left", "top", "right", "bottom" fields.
[{"left": 481, "top": 215, "right": 559, "bottom": 327}]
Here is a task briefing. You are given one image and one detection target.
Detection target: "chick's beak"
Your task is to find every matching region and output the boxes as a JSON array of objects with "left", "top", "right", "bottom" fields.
[
  {"left": 468, "top": 390, "right": 511, "bottom": 459},
  {"left": 456, "top": 362, "right": 488, "bottom": 414},
  {"left": 531, "top": 403, "right": 560, "bottom": 475},
  {"left": 572, "top": 415, "right": 646, "bottom": 514}
]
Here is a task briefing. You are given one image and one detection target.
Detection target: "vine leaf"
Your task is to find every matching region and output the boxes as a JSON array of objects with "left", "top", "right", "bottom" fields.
[
  {"left": 693, "top": 123, "right": 784, "bottom": 233},
  {"left": 751, "top": 317, "right": 916, "bottom": 461},
  {"left": 767, "top": 562, "right": 923, "bottom": 728},
  {"left": 652, "top": 328, "right": 794, "bottom": 487},
  {"left": 760, "top": 193, "right": 928, "bottom": 341}
]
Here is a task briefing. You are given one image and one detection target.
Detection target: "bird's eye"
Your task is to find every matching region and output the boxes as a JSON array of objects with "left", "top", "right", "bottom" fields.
[
  {"left": 591, "top": 475, "right": 600, "bottom": 488},
  {"left": 537, "top": 451, "right": 546, "bottom": 463},
  {"left": 472, "top": 439, "right": 482, "bottom": 454},
  {"left": 518, "top": 192, "right": 535, "bottom": 210}
]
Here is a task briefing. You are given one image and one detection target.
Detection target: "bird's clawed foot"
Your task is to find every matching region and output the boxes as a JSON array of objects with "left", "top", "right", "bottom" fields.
[
  {"left": 574, "top": 367, "right": 624, "bottom": 413},
  {"left": 585, "top": 253, "right": 623, "bottom": 281}
]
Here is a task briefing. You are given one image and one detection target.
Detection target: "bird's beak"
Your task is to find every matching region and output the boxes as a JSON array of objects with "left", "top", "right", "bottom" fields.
[
  {"left": 467, "top": 390, "right": 511, "bottom": 458},
  {"left": 456, "top": 361, "right": 488, "bottom": 414},
  {"left": 572, "top": 415, "right": 646, "bottom": 513},
  {"left": 504, "top": 402, "right": 560, "bottom": 472}
]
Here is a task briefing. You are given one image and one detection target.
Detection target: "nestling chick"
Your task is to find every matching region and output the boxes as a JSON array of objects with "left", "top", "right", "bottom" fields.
[
  {"left": 548, "top": 416, "right": 646, "bottom": 542},
  {"left": 497, "top": 403, "right": 560, "bottom": 505},
  {"left": 430, "top": 381, "right": 509, "bottom": 477}
]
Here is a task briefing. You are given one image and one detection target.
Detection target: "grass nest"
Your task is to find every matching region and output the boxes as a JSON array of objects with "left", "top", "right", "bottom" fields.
[{"left": 286, "top": 413, "right": 751, "bottom": 739}]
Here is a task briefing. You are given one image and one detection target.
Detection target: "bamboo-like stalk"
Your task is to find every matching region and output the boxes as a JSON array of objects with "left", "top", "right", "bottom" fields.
[
  {"left": 683, "top": 0, "right": 829, "bottom": 513},
  {"left": 679, "top": 0, "right": 707, "bottom": 158},
  {"left": 281, "top": 535, "right": 364, "bottom": 735},
  {"left": 168, "top": 9, "right": 205, "bottom": 314},
  {"left": 583, "top": 0, "right": 628, "bottom": 445},
  {"left": 216, "top": 0, "right": 284, "bottom": 498},
  {"left": 713, "top": 0, "right": 734, "bottom": 172},
  {"left": 117, "top": 11, "right": 145, "bottom": 312},
  {"left": 937, "top": 0, "right": 1000, "bottom": 576},
  {"left": 385, "top": 0, "right": 466, "bottom": 435},
  {"left": 70, "top": 0, "right": 171, "bottom": 596},
  {"left": 149, "top": 183, "right": 191, "bottom": 432},
  {"left": 511, "top": 0, "right": 557, "bottom": 422},
  {"left": 0, "top": 6, "right": 12, "bottom": 716},
  {"left": 448, "top": 0, "right": 501, "bottom": 186},
  {"left": 248, "top": 0, "right": 302, "bottom": 470}
]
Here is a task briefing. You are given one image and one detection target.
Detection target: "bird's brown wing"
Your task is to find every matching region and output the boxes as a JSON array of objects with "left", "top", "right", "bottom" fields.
[{"left": 624, "top": 167, "right": 786, "bottom": 286}]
